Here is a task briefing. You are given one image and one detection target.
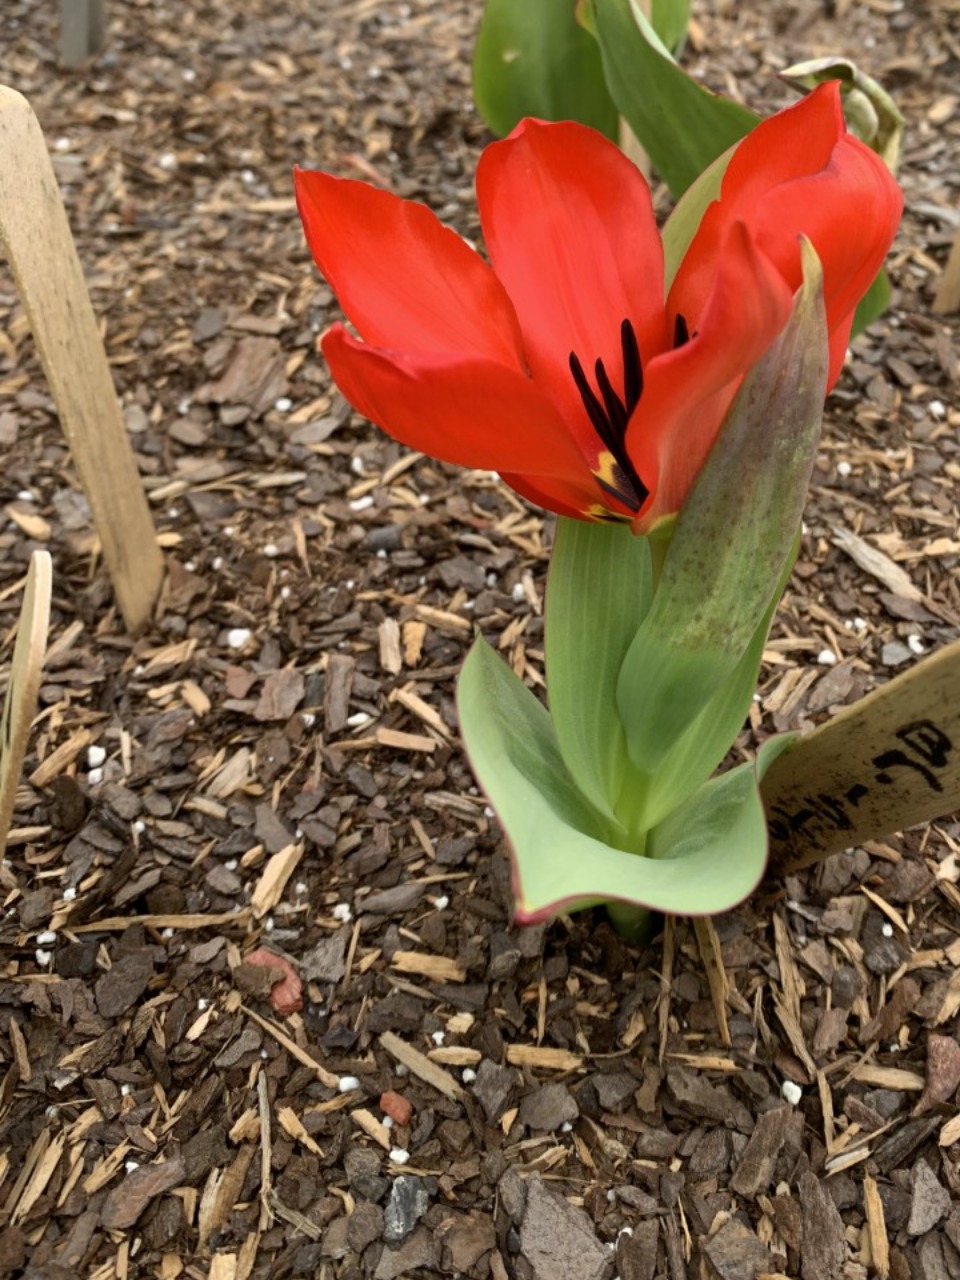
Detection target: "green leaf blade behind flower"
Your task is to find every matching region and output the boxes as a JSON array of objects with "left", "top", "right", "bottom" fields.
[
  {"left": 851, "top": 268, "right": 892, "bottom": 337},
  {"left": 590, "top": 0, "right": 757, "bottom": 194},
  {"left": 473, "top": 0, "right": 618, "bottom": 141},
  {"left": 617, "top": 242, "right": 829, "bottom": 779},
  {"left": 545, "top": 518, "right": 653, "bottom": 826},
  {"left": 652, "top": 0, "right": 691, "bottom": 54},
  {"left": 458, "top": 635, "right": 775, "bottom": 922},
  {"left": 660, "top": 145, "right": 735, "bottom": 289}
]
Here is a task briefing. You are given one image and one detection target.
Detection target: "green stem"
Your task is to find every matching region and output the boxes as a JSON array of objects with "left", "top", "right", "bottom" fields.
[{"left": 606, "top": 900, "right": 657, "bottom": 945}]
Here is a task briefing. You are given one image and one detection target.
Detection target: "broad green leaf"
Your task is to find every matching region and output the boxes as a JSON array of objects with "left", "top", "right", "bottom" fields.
[
  {"left": 459, "top": 634, "right": 608, "bottom": 843},
  {"left": 652, "top": 0, "right": 691, "bottom": 53},
  {"left": 545, "top": 518, "right": 653, "bottom": 825},
  {"left": 473, "top": 0, "right": 618, "bottom": 141},
  {"left": 622, "top": 539, "right": 798, "bottom": 830},
  {"left": 617, "top": 243, "right": 828, "bottom": 777},
  {"left": 851, "top": 268, "right": 891, "bottom": 337},
  {"left": 458, "top": 635, "right": 775, "bottom": 921},
  {"left": 590, "top": 0, "right": 757, "bottom": 194},
  {"left": 643, "top": 760, "right": 770, "bottom": 913}
]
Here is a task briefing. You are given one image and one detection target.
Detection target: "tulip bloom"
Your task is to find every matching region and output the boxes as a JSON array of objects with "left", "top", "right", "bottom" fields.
[{"left": 295, "top": 83, "right": 900, "bottom": 531}]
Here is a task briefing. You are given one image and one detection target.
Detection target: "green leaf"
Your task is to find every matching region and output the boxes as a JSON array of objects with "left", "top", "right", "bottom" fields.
[
  {"left": 851, "top": 267, "right": 891, "bottom": 337},
  {"left": 473, "top": 0, "right": 618, "bottom": 141},
  {"left": 651, "top": 0, "right": 691, "bottom": 53},
  {"left": 590, "top": 0, "right": 757, "bottom": 194},
  {"left": 617, "top": 243, "right": 828, "bottom": 777},
  {"left": 660, "top": 144, "right": 734, "bottom": 288},
  {"left": 458, "top": 635, "right": 773, "bottom": 921},
  {"left": 644, "top": 760, "right": 770, "bottom": 913},
  {"left": 624, "top": 539, "right": 797, "bottom": 829},
  {"left": 545, "top": 518, "right": 653, "bottom": 825}
]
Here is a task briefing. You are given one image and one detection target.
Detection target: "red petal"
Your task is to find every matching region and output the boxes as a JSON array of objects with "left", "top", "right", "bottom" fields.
[
  {"left": 294, "top": 168, "right": 525, "bottom": 365},
  {"left": 322, "top": 324, "right": 590, "bottom": 482},
  {"left": 476, "top": 120, "right": 667, "bottom": 437},
  {"left": 499, "top": 469, "right": 606, "bottom": 522},
  {"left": 627, "top": 223, "right": 795, "bottom": 527},
  {"left": 672, "top": 84, "right": 901, "bottom": 386}
]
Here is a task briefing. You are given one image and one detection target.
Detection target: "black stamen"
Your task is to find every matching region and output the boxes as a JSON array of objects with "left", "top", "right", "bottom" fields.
[
  {"left": 569, "top": 318, "right": 650, "bottom": 515},
  {"left": 594, "top": 358, "right": 628, "bottom": 435},
  {"left": 673, "top": 313, "right": 690, "bottom": 348},
  {"left": 621, "top": 318, "right": 643, "bottom": 411},
  {"left": 569, "top": 352, "right": 615, "bottom": 446}
]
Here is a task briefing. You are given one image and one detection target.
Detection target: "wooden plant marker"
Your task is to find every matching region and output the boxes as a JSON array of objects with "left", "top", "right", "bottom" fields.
[
  {"left": 60, "top": 0, "right": 107, "bottom": 67},
  {"left": 0, "top": 86, "right": 163, "bottom": 634},
  {"left": 0, "top": 551, "right": 52, "bottom": 854},
  {"left": 933, "top": 226, "right": 960, "bottom": 316},
  {"left": 762, "top": 634, "right": 960, "bottom": 874}
]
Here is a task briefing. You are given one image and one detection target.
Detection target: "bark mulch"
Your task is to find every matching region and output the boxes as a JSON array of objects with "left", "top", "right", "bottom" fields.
[{"left": 0, "top": 1, "right": 959, "bottom": 1277}]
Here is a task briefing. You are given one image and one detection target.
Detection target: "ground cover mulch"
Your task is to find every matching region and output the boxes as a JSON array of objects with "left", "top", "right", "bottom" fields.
[{"left": 0, "top": 0, "right": 959, "bottom": 1276}]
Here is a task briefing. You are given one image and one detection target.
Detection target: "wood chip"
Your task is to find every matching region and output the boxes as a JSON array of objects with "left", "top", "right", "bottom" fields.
[
  {"left": 379, "top": 1030, "right": 464, "bottom": 1102},
  {"left": 257, "top": 1069, "right": 272, "bottom": 1232},
  {"left": 350, "top": 1107, "right": 392, "bottom": 1151},
  {"left": 12, "top": 1131, "right": 65, "bottom": 1223},
  {"left": 276, "top": 1106, "right": 324, "bottom": 1157},
  {"left": 427, "top": 1046, "right": 482, "bottom": 1066},
  {"left": 375, "top": 727, "right": 438, "bottom": 753},
  {"left": 72, "top": 911, "right": 251, "bottom": 933},
  {"left": 832, "top": 525, "right": 922, "bottom": 601},
  {"left": 772, "top": 914, "right": 816, "bottom": 1076},
  {"left": 249, "top": 842, "right": 304, "bottom": 918},
  {"left": 860, "top": 885, "right": 909, "bottom": 934},
  {"left": 505, "top": 1045, "right": 583, "bottom": 1072},
  {"left": 863, "top": 1173, "right": 890, "bottom": 1279},
  {"left": 390, "top": 951, "right": 466, "bottom": 983},
  {"left": 378, "top": 618, "right": 402, "bottom": 674},
  {"left": 848, "top": 1063, "right": 925, "bottom": 1090},
  {"left": 209, "top": 1256, "right": 239, "bottom": 1280},
  {"left": 240, "top": 1005, "right": 338, "bottom": 1088},
  {"left": 402, "top": 620, "right": 426, "bottom": 666},
  {"left": 28, "top": 727, "right": 92, "bottom": 788},
  {"left": 204, "top": 746, "right": 254, "bottom": 798},
  {"left": 414, "top": 603, "right": 471, "bottom": 632},
  {"left": 269, "top": 1191, "right": 323, "bottom": 1240},
  {"left": 658, "top": 915, "right": 675, "bottom": 1065},
  {"left": 390, "top": 686, "right": 451, "bottom": 738},
  {"left": 692, "top": 916, "right": 731, "bottom": 1048}
]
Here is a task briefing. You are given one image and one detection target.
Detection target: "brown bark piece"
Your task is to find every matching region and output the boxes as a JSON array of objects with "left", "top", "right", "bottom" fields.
[
  {"left": 798, "top": 1170, "right": 846, "bottom": 1280},
  {"left": 100, "top": 1155, "right": 186, "bottom": 1230},
  {"left": 519, "top": 1175, "right": 610, "bottom": 1280},
  {"left": 729, "top": 1104, "right": 793, "bottom": 1196},
  {"left": 703, "top": 1218, "right": 773, "bottom": 1280}
]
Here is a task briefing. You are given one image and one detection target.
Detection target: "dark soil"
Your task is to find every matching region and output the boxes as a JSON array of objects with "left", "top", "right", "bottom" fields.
[{"left": 0, "top": 1, "right": 959, "bottom": 1277}]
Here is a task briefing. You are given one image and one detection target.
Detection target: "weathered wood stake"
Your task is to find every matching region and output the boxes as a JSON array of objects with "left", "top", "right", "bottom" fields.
[
  {"left": 0, "top": 86, "right": 163, "bottom": 633},
  {"left": 60, "top": 0, "right": 107, "bottom": 67}
]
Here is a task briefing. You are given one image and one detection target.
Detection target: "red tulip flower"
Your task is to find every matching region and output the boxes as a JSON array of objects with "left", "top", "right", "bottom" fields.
[{"left": 295, "top": 83, "right": 901, "bottom": 531}]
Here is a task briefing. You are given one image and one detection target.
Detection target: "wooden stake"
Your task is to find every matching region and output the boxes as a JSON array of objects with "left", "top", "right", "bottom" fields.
[
  {"left": 0, "top": 87, "right": 163, "bottom": 634},
  {"left": 933, "top": 226, "right": 960, "bottom": 316},
  {"left": 763, "top": 635, "right": 960, "bottom": 874},
  {"left": 0, "top": 551, "right": 52, "bottom": 854},
  {"left": 60, "top": 0, "right": 107, "bottom": 67}
]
